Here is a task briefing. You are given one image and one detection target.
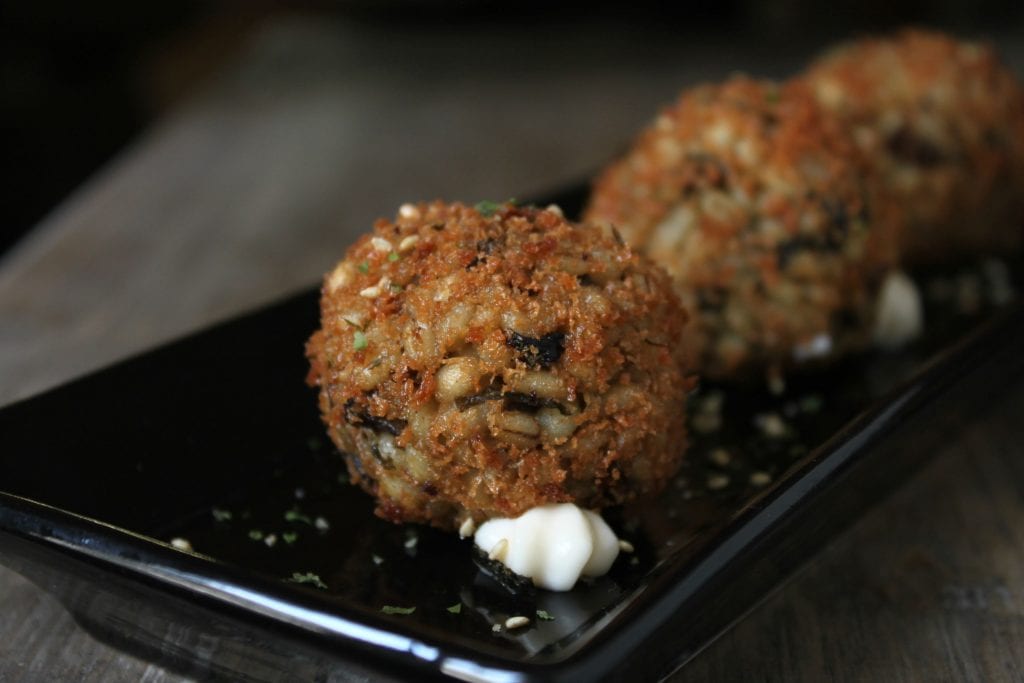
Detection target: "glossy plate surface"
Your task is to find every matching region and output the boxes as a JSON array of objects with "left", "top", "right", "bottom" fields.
[{"left": 1, "top": 188, "right": 1022, "bottom": 682}]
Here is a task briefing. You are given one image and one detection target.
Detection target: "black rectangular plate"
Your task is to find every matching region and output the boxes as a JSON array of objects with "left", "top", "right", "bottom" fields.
[{"left": 2, "top": 186, "right": 1022, "bottom": 682}]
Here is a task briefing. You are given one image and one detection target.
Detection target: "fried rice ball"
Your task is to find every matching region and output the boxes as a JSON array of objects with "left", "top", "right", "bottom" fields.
[
  {"left": 805, "top": 29, "right": 1024, "bottom": 262},
  {"left": 306, "top": 201, "right": 692, "bottom": 531},
  {"left": 585, "top": 76, "right": 898, "bottom": 379}
]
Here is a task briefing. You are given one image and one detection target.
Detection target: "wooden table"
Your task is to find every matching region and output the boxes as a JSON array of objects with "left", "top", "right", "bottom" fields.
[{"left": 2, "top": 17, "right": 1023, "bottom": 681}]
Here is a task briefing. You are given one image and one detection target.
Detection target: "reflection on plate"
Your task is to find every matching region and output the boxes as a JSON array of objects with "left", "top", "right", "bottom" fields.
[{"left": 1, "top": 187, "right": 1022, "bottom": 682}]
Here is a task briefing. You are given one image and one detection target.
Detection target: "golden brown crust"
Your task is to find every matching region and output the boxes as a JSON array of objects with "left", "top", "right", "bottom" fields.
[
  {"left": 307, "top": 202, "right": 693, "bottom": 530},
  {"left": 805, "top": 28, "right": 1024, "bottom": 262},
  {"left": 586, "top": 76, "right": 896, "bottom": 378}
]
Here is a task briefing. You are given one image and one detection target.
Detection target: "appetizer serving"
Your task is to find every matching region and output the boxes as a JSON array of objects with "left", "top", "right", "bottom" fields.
[
  {"left": 306, "top": 28, "right": 1023, "bottom": 593},
  {"left": 305, "top": 201, "right": 692, "bottom": 587},
  {"left": 586, "top": 28, "right": 1024, "bottom": 380}
]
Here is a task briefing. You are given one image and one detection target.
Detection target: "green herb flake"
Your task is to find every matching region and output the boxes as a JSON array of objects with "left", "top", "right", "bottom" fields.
[
  {"left": 282, "top": 531, "right": 298, "bottom": 545},
  {"left": 211, "top": 508, "right": 232, "bottom": 522},
  {"left": 765, "top": 88, "right": 781, "bottom": 104},
  {"left": 285, "top": 508, "right": 313, "bottom": 525},
  {"left": 389, "top": 283, "right": 403, "bottom": 294},
  {"left": 799, "top": 394, "right": 823, "bottom": 414},
  {"left": 358, "top": 261, "right": 370, "bottom": 273},
  {"left": 381, "top": 605, "right": 416, "bottom": 615},
  {"left": 248, "top": 529, "right": 264, "bottom": 541},
  {"left": 387, "top": 251, "right": 400, "bottom": 262},
  {"left": 446, "top": 603, "right": 462, "bottom": 614},
  {"left": 353, "top": 330, "right": 368, "bottom": 351},
  {"left": 536, "top": 610, "right": 555, "bottom": 621},
  {"left": 474, "top": 200, "right": 503, "bottom": 217},
  {"left": 289, "top": 571, "right": 327, "bottom": 589}
]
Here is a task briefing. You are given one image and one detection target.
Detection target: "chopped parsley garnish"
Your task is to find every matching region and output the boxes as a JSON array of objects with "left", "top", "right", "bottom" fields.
[
  {"left": 211, "top": 508, "right": 232, "bottom": 522},
  {"left": 474, "top": 200, "right": 504, "bottom": 217},
  {"left": 282, "top": 531, "right": 298, "bottom": 545},
  {"left": 536, "top": 610, "right": 555, "bottom": 621},
  {"left": 289, "top": 572, "right": 327, "bottom": 589},
  {"left": 387, "top": 251, "right": 400, "bottom": 262},
  {"left": 799, "top": 394, "right": 823, "bottom": 414},
  {"left": 358, "top": 261, "right": 370, "bottom": 273},
  {"left": 389, "top": 283, "right": 403, "bottom": 294},
  {"left": 285, "top": 508, "right": 313, "bottom": 525},
  {"left": 381, "top": 605, "right": 416, "bottom": 615},
  {"left": 353, "top": 330, "right": 368, "bottom": 351},
  {"left": 248, "top": 529, "right": 263, "bottom": 541},
  {"left": 446, "top": 603, "right": 462, "bottom": 614}
]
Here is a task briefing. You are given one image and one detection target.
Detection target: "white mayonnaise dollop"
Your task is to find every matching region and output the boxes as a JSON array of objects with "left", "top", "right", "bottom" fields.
[
  {"left": 474, "top": 504, "right": 620, "bottom": 591},
  {"left": 873, "top": 270, "right": 924, "bottom": 349}
]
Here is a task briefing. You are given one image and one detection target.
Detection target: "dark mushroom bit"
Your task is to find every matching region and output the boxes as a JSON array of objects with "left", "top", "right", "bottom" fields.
[
  {"left": 307, "top": 201, "right": 693, "bottom": 531},
  {"left": 504, "top": 330, "right": 566, "bottom": 368}
]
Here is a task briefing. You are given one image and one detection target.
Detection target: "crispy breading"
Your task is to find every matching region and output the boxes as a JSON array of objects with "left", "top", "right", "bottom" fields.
[
  {"left": 586, "top": 77, "right": 896, "bottom": 378},
  {"left": 307, "top": 202, "right": 693, "bottom": 530},
  {"left": 805, "top": 29, "right": 1024, "bottom": 262}
]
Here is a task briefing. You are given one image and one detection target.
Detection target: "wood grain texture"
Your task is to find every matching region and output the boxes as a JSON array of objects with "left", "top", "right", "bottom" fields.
[{"left": 1, "top": 16, "right": 1023, "bottom": 682}]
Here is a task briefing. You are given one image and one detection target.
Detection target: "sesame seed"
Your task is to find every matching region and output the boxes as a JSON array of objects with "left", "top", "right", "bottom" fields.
[
  {"left": 618, "top": 539, "right": 635, "bottom": 553},
  {"left": 404, "top": 535, "right": 418, "bottom": 550},
  {"left": 767, "top": 371, "right": 786, "bottom": 396},
  {"left": 488, "top": 538, "right": 509, "bottom": 561},
  {"left": 398, "top": 235, "right": 420, "bottom": 252},
  {"left": 371, "top": 236, "right": 393, "bottom": 252},
  {"left": 750, "top": 471, "right": 772, "bottom": 487},
  {"left": 492, "top": 624, "right": 502, "bottom": 633},
  {"left": 755, "top": 413, "right": 789, "bottom": 438},
  {"left": 505, "top": 616, "right": 530, "bottom": 629},
  {"left": 327, "top": 264, "right": 351, "bottom": 293},
  {"left": 545, "top": 204, "right": 564, "bottom": 217},
  {"left": 700, "top": 392, "right": 724, "bottom": 413},
  {"left": 341, "top": 313, "right": 365, "bottom": 329},
  {"left": 264, "top": 534, "right": 277, "bottom": 548},
  {"left": 398, "top": 204, "right": 419, "bottom": 219},
  {"left": 707, "top": 474, "right": 730, "bottom": 491},
  {"left": 691, "top": 412, "right": 722, "bottom": 434},
  {"left": 359, "top": 286, "right": 381, "bottom": 298},
  {"left": 314, "top": 516, "right": 330, "bottom": 532},
  {"left": 709, "top": 448, "right": 732, "bottom": 467},
  {"left": 170, "top": 537, "right": 192, "bottom": 552},
  {"left": 458, "top": 517, "right": 476, "bottom": 539}
]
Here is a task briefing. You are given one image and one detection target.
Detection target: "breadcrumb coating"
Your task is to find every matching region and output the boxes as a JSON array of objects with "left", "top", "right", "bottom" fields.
[
  {"left": 307, "top": 202, "right": 693, "bottom": 530},
  {"left": 805, "top": 28, "right": 1024, "bottom": 262},
  {"left": 586, "top": 76, "right": 897, "bottom": 378}
]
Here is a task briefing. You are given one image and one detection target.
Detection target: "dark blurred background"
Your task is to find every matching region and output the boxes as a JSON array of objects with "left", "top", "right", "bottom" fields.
[{"left": 3, "top": 0, "right": 1022, "bottom": 258}]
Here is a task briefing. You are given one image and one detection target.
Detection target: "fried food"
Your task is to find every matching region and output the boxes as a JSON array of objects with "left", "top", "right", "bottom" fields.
[
  {"left": 585, "top": 76, "right": 898, "bottom": 378},
  {"left": 805, "top": 28, "right": 1024, "bottom": 262},
  {"left": 306, "top": 201, "right": 692, "bottom": 530}
]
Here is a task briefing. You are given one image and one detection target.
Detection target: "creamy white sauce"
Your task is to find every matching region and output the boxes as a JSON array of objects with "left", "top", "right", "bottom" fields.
[
  {"left": 474, "top": 504, "right": 620, "bottom": 591},
  {"left": 873, "top": 270, "right": 924, "bottom": 349},
  {"left": 792, "top": 332, "right": 833, "bottom": 362}
]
